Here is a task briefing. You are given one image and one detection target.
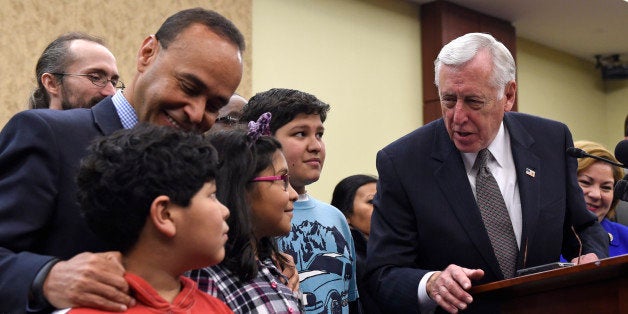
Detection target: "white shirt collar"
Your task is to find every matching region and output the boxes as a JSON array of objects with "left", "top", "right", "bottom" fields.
[
  {"left": 297, "top": 193, "right": 309, "bottom": 202},
  {"left": 461, "top": 121, "right": 509, "bottom": 173}
]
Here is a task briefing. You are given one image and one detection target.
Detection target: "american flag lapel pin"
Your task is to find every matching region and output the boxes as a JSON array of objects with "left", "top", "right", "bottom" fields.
[{"left": 526, "top": 168, "right": 536, "bottom": 178}]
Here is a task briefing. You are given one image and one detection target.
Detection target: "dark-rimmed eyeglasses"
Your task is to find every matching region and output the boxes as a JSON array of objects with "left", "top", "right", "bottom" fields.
[
  {"left": 215, "top": 115, "right": 240, "bottom": 125},
  {"left": 52, "top": 73, "right": 125, "bottom": 89},
  {"left": 250, "top": 174, "right": 290, "bottom": 191}
]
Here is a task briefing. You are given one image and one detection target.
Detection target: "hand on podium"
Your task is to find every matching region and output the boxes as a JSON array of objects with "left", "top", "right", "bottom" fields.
[
  {"left": 570, "top": 252, "right": 599, "bottom": 265},
  {"left": 426, "top": 264, "right": 484, "bottom": 313}
]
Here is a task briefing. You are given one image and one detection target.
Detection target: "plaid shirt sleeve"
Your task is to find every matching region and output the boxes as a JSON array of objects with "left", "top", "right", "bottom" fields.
[{"left": 186, "top": 259, "right": 303, "bottom": 313}]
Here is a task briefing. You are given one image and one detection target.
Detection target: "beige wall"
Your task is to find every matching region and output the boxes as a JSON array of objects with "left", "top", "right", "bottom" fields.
[
  {"left": 1, "top": 0, "right": 626, "bottom": 202},
  {"left": 253, "top": 0, "right": 628, "bottom": 202},
  {"left": 252, "top": 0, "right": 423, "bottom": 202},
  {"left": 605, "top": 80, "right": 628, "bottom": 143},
  {"left": 517, "top": 38, "right": 627, "bottom": 150},
  {"left": 0, "top": 0, "right": 252, "bottom": 127}
]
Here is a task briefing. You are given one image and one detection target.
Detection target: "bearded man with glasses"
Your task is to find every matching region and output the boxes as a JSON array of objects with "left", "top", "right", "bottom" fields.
[{"left": 28, "top": 32, "right": 121, "bottom": 110}]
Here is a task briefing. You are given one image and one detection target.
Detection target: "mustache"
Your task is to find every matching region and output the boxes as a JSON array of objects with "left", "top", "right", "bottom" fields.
[{"left": 60, "top": 96, "right": 106, "bottom": 110}]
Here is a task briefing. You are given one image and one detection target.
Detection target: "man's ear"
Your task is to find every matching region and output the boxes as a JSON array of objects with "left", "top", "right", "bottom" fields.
[
  {"left": 41, "top": 73, "right": 61, "bottom": 97},
  {"left": 503, "top": 80, "right": 517, "bottom": 112},
  {"left": 137, "top": 35, "right": 159, "bottom": 73},
  {"left": 150, "top": 195, "right": 176, "bottom": 238}
]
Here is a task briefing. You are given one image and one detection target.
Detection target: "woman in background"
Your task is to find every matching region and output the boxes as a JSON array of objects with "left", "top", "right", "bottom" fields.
[
  {"left": 331, "top": 174, "right": 381, "bottom": 314},
  {"left": 574, "top": 140, "right": 628, "bottom": 257}
]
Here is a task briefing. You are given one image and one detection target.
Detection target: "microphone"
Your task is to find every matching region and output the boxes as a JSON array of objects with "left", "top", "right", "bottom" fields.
[
  {"left": 566, "top": 147, "right": 625, "bottom": 168},
  {"left": 615, "top": 140, "right": 628, "bottom": 166},
  {"left": 613, "top": 140, "right": 628, "bottom": 202},
  {"left": 616, "top": 177, "right": 628, "bottom": 202}
]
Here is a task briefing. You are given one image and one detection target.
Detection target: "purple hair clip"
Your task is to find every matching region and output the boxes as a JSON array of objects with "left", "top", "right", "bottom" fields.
[{"left": 247, "top": 112, "right": 272, "bottom": 144}]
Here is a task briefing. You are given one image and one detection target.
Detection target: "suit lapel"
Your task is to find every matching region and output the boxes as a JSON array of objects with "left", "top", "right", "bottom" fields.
[
  {"left": 91, "top": 96, "right": 124, "bottom": 136},
  {"left": 431, "top": 121, "right": 503, "bottom": 279},
  {"left": 504, "top": 113, "right": 540, "bottom": 267}
]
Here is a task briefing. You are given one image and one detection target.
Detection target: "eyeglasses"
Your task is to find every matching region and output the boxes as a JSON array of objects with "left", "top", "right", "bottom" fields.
[
  {"left": 250, "top": 174, "right": 290, "bottom": 191},
  {"left": 52, "top": 73, "right": 125, "bottom": 89},
  {"left": 215, "top": 115, "right": 240, "bottom": 125}
]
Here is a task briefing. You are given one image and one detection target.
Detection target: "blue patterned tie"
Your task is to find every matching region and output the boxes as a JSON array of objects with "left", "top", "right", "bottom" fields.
[{"left": 474, "top": 148, "right": 518, "bottom": 278}]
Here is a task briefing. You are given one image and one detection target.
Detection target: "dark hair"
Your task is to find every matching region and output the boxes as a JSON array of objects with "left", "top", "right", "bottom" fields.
[
  {"left": 331, "top": 174, "right": 378, "bottom": 218},
  {"left": 624, "top": 114, "right": 627, "bottom": 137},
  {"left": 208, "top": 129, "right": 286, "bottom": 281},
  {"left": 155, "top": 7, "right": 245, "bottom": 52},
  {"left": 240, "top": 88, "right": 330, "bottom": 134},
  {"left": 77, "top": 123, "right": 219, "bottom": 253},
  {"left": 29, "top": 32, "right": 106, "bottom": 109}
]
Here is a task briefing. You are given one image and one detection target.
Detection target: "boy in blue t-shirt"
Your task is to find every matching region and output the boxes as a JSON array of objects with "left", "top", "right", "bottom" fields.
[{"left": 241, "top": 88, "right": 358, "bottom": 313}]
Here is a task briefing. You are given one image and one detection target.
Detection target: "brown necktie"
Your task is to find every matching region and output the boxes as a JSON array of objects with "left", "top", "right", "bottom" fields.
[{"left": 474, "top": 148, "right": 519, "bottom": 278}]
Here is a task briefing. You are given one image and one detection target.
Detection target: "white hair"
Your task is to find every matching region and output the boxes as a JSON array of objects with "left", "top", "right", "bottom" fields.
[{"left": 434, "top": 33, "right": 516, "bottom": 99}]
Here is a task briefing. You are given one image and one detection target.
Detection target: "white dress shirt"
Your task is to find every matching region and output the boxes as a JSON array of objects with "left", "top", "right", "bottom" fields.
[{"left": 418, "top": 122, "right": 522, "bottom": 312}]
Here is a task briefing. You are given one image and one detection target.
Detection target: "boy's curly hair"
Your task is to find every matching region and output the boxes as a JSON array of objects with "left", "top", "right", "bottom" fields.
[{"left": 77, "top": 123, "right": 218, "bottom": 253}]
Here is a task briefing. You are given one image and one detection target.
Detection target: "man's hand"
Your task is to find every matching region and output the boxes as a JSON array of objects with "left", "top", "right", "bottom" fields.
[
  {"left": 278, "top": 252, "right": 300, "bottom": 292},
  {"left": 43, "top": 251, "right": 134, "bottom": 311},
  {"left": 426, "top": 264, "right": 484, "bottom": 313},
  {"left": 571, "top": 253, "right": 599, "bottom": 265}
]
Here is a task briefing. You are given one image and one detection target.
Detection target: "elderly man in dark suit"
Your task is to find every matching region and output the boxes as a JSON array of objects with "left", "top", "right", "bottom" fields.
[
  {"left": 0, "top": 8, "right": 244, "bottom": 313},
  {"left": 366, "top": 32, "right": 608, "bottom": 314}
]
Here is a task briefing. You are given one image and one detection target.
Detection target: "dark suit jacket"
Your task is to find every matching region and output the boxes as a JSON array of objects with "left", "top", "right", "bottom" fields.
[
  {"left": 366, "top": 112, "right": 609, "bottom": 313},
  {"left": 0, "top": 98, "right": 123, "bottom": 312},
  {"left": 352, "top": 229, "right": 383, "bottom": 314}
]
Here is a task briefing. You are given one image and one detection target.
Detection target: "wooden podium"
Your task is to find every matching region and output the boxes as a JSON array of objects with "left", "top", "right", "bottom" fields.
[{"left": 469, "top": 255, "right": 628, "bottom": 313}]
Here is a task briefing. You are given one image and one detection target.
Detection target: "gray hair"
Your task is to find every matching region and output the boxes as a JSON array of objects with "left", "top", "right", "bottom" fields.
[{"left": 434, "top": 33, "right": 515, "bottom": 99}]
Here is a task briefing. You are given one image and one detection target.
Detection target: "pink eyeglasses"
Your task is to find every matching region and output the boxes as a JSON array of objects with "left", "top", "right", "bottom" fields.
[{"left": 250, "top": 174, "right": 290, "bottom": 191}]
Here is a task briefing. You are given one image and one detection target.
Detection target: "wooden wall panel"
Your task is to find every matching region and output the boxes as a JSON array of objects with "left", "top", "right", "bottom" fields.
[{"left": 420, "top": 0, "right": 516, "bottom": 124}]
